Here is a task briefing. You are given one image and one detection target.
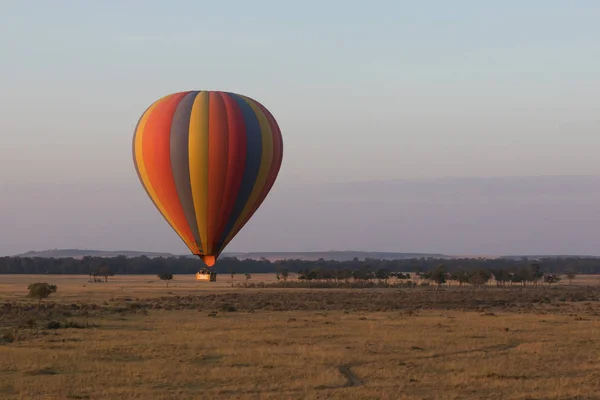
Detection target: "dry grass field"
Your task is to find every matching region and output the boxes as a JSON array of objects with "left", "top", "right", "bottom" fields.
[{"left": 1, "top": 274, "right": 600, "bottom": 400}]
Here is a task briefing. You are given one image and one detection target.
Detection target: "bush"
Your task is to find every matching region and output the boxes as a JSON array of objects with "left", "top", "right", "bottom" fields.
[
  {"left": 47, "top": 321, "right": 61, "bottom": 329},
  {"left": 1, "top": 332, "right": 15, "bottom": 343},
  {"left": 46, "top": 320, "right": 88, "bottom": 330},
  {"left": 63, "top": 320, "right": 86, "bottom": 329},
  {"left": 219, "top": 304, "right": 237, "bottom": 312},
  {"left": 27, "top": 283, "right": 57, "bottom": 312}
]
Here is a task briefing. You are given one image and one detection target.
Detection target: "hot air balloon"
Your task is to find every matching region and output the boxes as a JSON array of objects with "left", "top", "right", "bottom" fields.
[{"left": 132, "top": 91, "right": 283, "bottom": 268}]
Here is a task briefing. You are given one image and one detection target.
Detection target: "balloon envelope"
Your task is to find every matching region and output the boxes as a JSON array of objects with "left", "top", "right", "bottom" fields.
[{"left": 132, "top": 91, "right": 283, "bottom": 266}]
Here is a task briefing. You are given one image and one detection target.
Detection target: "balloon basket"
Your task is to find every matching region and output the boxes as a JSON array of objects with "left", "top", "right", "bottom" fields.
[{"left": 196, "top": 269, "right": 217, "bottom": 282}]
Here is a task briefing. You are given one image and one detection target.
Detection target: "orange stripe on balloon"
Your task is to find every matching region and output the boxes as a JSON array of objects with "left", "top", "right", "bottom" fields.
[
  {"left": 188, "top": 91, "right": 210, "bottom": 254},
  {"left": 133, "top": 97, "right": 184, "bottom": 247},
  {"left": 141, "top": 92, "right": 199, "bottom": 253}
]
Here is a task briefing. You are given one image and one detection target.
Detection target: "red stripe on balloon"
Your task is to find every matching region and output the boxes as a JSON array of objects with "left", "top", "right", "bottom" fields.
[{"left": 212, "top": 92, "right": 247, "bottom": 254}]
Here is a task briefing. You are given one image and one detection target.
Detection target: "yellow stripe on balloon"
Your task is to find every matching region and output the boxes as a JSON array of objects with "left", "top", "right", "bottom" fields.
[
  {"left": 224, "top": 96, "right": 273, "bottom": 244},
  {"left": 188, "top": 91, "right": 210, "bottom": 253},
  {"left": 134, "top": 95, "right": 197, "bottom": 251}
]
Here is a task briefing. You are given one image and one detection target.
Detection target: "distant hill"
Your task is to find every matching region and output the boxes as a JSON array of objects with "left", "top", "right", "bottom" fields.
[
  {"left": 16, "top": 249, "right": 178, "bottom": 259},
  {"left": 15, "top": 249, "right": 450, "bottom": 261},
  {"left": 222, "top": 251, "right": 451, "bottom": 261},
  {"left": 12, "top": 249, "right": 600, "bottom": 262},
  {"left": 497, "top": 255, "right": 600, "bottom": 260}
]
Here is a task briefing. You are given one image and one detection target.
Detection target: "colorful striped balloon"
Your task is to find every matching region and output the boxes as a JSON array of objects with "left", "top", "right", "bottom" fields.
[{"left": 132, "top": 91, "right": 283, "bottom": 267}]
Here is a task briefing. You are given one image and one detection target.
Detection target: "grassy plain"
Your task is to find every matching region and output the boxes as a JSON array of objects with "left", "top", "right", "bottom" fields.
[{"left": 1, "top": 274, "right": 599, "bottom": 400}]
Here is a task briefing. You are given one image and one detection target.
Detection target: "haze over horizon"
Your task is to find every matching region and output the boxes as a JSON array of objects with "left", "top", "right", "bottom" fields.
[
  {"left": 3, "top": 175, "right": 600, "bottom": 258},
  {"left": 1, "top": 1, "right": 599, "bottom": 257}
]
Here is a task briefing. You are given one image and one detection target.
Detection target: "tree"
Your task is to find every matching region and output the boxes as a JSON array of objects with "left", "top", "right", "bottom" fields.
[
  {"left": 335, "top": 269, "right": 352, "bottom": 282},
  {"left": 27, "top": 282, "right": 57, "bottom": 312},
  {"left": 530, "top": 263, "right": 544, "bottom": 286},
  {"left": 393, "top": 272, "right": 406, "bottom": 280},
  {"left": 565, "top": 269, "right": 576, "bottom": 286},
  {"left": 518, "top": 266, "right": 534, "bottom": 287},
  {"left": 453, "top": 270, "right": 471, "bottom": 287},
  {"left": 280, "top": 268, "right": 289, "bottom": 283},
  {"left": 414, "top": 267, "right": 423, "bottom": 284},
  {"left": 430, "top": 265, "right": 447, "bottom": 290},
  {"left": 229, "top": 268, "right": 236, "bottom": 287},
  {"left": 97, "top": 266, "right": 114, "bottom": 283},
  {"left": 157, "top": 272, "right": 173, "bottom": 288},
  {"left": 544, "top": 274, "right": 561, "bottom": 285},
  {"left": 353, "top": 268, "right": 374, "bottom": 283},
  {"left": 469, "top": 269, "right": 491, "bottom": 288},
  {"left": 491, "top": 269, "right": 510, "bottom": 287},
  {"left": 375, "top": 269, "right": 390, "bottom": 283}
]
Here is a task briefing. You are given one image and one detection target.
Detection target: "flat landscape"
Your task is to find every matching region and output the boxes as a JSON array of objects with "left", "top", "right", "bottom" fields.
[{"left": 1, "top": 274, "right": 600, "bottom": 400}]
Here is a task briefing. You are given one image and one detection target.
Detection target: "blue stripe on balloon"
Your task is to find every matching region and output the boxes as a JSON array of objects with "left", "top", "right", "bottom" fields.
[{"left": 215, "top": 92, "right": 263, "bottom": 250}]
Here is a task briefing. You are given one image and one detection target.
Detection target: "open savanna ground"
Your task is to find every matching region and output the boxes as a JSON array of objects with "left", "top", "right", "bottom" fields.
[
  {"left": 1, "top": 275, "right": 600, "bottom": 399},
  {"left": 0, "top": 273, "right": 598, "bottom": 302}
]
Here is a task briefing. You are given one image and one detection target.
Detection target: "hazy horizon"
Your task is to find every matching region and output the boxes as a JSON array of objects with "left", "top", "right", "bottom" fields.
[
  {"left": 3, "top": 175, "right": 600, "bottom": 257},
  {"left": 1, "top": 2, "right": 599, "bottom": 257}
]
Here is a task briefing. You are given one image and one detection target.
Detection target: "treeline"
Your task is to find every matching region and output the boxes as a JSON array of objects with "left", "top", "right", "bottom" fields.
[
  {"left": 229, "top": 262, "right": 580, "bottom": 290},
  {"left": 275, "top": 264, "right": 566, "bottom": 288},
  {"left": 292, "top": 264, "right": 562, "bottom": 286},
  {"left": 1, "top": 255, "right": 600, "bottom": 275}
]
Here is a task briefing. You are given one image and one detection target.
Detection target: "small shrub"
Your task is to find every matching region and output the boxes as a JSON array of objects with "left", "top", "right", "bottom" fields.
[
  {"left": 67, "top": 394, "right": 90, "bottom": 399},
  {"left": 63, "top": 320, "right": 86, "bottom": 329},
  {"left": 219, "top": 303, "right": 236, "bottom": 312},
  {"left": 18, "top": 318, "right": 37, "bottom": 329},
  {"left": 1, "top": 332, "right": 15, "bottom": 343},
  {"left": 47, "top": 321, "right": 61, "bottom": 330}
]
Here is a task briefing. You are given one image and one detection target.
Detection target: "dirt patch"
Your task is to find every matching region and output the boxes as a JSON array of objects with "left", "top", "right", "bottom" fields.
[
  {"left": 338, "top": 364, "right": 364, "bottom": 387},
  {"left": 316, "top": 363, "right": 364, "bottom": 390}
]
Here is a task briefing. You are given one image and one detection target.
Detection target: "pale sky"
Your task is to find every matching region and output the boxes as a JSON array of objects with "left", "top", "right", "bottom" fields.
[{"left": 1, "top": 1, "right": 599, "bottom": 256}]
